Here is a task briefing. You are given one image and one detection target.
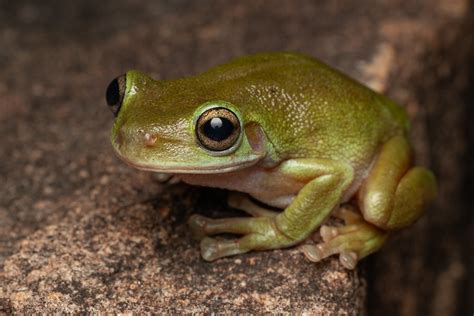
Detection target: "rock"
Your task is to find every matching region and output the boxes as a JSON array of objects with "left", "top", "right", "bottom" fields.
[
  {"left": 0, "top": 0, "right": 472, "bottom": 314},
  {"left": 0, "top": 182, "right": 365, "bottom": 313}
]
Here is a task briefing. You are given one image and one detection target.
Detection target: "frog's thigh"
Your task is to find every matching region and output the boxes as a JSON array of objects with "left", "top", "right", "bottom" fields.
[{"left": 359, "top": 136, "right": 437, "bottom": 230}]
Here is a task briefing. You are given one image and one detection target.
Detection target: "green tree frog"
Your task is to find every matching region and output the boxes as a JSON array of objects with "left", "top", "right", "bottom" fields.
[{"left": 106, "top": 52, "right": 437, "bottom": 269}]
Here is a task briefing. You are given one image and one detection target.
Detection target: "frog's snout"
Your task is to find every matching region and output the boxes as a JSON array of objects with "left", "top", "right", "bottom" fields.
[{"left": 105, "top": 74, "right": 126, "bottom": 117}]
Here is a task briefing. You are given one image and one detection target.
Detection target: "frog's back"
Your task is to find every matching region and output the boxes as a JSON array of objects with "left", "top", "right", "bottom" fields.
[{"left": 200, "top": 52, "right": 409, "bottom": 167}]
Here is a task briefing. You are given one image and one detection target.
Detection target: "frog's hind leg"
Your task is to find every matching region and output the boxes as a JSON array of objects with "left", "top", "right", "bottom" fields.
[
  {"left": 358, "top": 136, "right": 437, "bottom": 230},
  {"left": 301, "top": 136, "right": 437, "bottom": 268}
]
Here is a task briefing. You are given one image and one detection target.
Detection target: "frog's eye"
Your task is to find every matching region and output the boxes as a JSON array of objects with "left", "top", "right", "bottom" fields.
[
  {"left": 106, "top": 74, "right": 126, "bottom": 116},
  {"left": 196, "top": 107, "right": 241, "bottom": 152}
]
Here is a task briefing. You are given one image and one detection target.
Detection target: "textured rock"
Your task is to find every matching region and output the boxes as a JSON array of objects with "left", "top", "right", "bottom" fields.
[
  {"left": 0, "top": 0, "right": 472, "bottom": 314},
  {"left": 0, "top": 182, "right": 365, "bottom": 313}
]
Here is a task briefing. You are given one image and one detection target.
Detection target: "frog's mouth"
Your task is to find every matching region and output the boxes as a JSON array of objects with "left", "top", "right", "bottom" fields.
[{"left": 113, "top": 148, "right": 265, "bottom": 174}]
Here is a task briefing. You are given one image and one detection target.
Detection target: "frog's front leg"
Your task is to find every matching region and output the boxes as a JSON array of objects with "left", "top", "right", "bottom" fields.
[
  {"left": 188, "top": 159, "right": 354, "bottom": 261},
  {"left": 188, "top": 193, "right": 279, "bottom": 242}
]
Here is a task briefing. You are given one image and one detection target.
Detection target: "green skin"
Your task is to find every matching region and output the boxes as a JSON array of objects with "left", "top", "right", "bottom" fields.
[{"left": 110, "top": 52, "right": 437, "bottom": 269}]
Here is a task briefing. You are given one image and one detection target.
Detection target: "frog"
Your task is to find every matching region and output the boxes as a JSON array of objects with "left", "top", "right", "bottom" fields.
[{"left": 105, "top": 52, "right": 437, "bottom": 269}]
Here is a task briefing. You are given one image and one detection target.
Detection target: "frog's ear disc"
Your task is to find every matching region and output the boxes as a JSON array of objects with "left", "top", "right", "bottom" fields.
[{"left": 106, "top": 74, "right": 126, "bottom": 116}]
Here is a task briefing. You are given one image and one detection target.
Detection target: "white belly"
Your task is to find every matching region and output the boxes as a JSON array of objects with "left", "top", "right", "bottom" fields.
[{"left": 177, "top": 164, "right": 304, "bottom": 209}]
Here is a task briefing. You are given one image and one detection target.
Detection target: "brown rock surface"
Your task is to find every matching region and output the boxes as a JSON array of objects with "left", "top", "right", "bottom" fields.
[
  {"left": 0, "top": 182, "right": 365, "bottom": 313},
  {"left": 0, "top": 0, "right": 472, "bottom": 314}
]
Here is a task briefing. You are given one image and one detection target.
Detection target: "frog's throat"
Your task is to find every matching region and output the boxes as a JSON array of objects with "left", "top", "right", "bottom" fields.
[{"left": 114, "top": 151, "right": 266, "bottom": 174}]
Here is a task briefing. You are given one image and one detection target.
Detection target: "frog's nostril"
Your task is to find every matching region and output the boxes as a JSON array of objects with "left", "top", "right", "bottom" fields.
[
  {"left": 144, "top": 133, "right": 157, "bottom": 147},
  {"left": 106, "top": 74, "right": 126, "bottom": 116}
]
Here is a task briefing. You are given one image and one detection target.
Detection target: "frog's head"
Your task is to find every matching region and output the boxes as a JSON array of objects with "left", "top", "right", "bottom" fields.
[{"left": 106, "top": 70, "right": 268, "bottom": 174}]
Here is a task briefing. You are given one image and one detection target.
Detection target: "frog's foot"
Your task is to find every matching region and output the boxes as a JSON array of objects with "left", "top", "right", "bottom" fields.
[
  {"left": 188, "top": 214, "right": 294, "bottom": 261},
  {"left": 300, "top": 206, "right": 388, "bottom": 269},
  {"left": 227, "top": 192, "right": 279, "bottom": 217}
]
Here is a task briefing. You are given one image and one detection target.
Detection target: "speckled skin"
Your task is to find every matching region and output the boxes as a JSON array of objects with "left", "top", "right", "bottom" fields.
[
  {"left": 112, "top": 53, "right": 406, "bottom": 172},
  {"left": 110, "top": 52, "right": 437, "bottom": 268}
]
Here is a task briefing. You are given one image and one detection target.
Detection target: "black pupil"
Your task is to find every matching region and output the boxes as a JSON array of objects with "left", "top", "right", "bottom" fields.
[
  {"left": 106, "top": 78, "right": 120, "bottom": 106},
  {"left": 203, "top": 117, "right": 234, "bottom": 141}
]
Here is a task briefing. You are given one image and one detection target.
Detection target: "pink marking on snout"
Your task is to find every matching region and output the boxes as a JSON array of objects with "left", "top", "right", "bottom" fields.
[{"left": 144, "top": 133, "right": 157, "bottom": 147}]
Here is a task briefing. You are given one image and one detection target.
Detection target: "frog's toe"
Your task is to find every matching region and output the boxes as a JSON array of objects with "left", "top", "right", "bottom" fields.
[
  {"left": 301, "top": 244, "right": 358, "bottom": 269},
  {"left": 320, "top": 225, "right": 339, "bottom": 242},
  {"left": 300, "top": 244, "right": 326, "bottom": 262},
  {"left": 332, "top": 205, "right": 363, "bottom": 224},
  {"left": 200, "top": 237, "right": 250, "bottom": 261},
  {"left": 300, "top": 239, "right": 361, "bottom": 269},
  {"left": 339, "top": 251, "right": 358, "bottom": 270},
  {"left": 200, "top": 237, "right": 221, "bottom": 261},
  {"left": 301, "top": 220, "right": 387, "bottom": 269},
  {"left": 188, "top": 214, "right": 210, "bottom": 241}
]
